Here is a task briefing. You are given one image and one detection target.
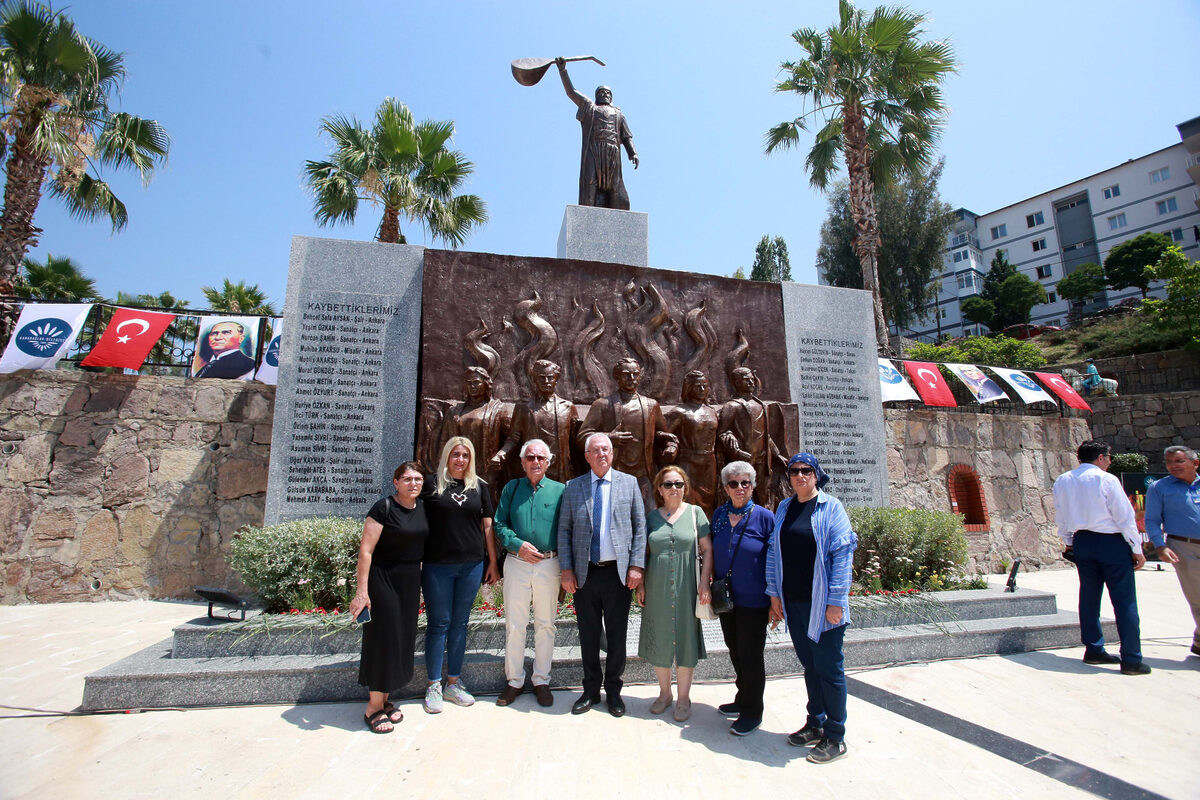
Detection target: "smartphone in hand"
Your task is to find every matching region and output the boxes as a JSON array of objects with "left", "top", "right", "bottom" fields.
[{"left": 355, "top": 606, "right": 371, "bottom": 624}]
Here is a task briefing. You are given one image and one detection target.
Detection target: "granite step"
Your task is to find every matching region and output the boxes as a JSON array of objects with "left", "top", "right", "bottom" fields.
[{"left": 80, "top": 608, "right": 1112, "bottom": 711}]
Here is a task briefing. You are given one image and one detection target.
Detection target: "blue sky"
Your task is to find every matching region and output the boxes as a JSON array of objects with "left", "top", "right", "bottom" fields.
[{"left": 21, "top": 0, "right": 1200, "bottom": 310}]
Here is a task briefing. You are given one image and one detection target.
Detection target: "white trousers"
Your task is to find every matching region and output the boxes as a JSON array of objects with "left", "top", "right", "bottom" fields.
[{"left": 502, "top": 553, "right": 560, "bottom": 687}]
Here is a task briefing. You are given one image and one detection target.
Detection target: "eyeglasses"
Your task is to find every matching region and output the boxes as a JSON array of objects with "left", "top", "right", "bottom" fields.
[
  {"left": 788, "top": 466, "right": 816, "bottom": 477},
  {"left": 660, "top": 481, "right": 685, "bottom": 489},
  {"left": 523, "top": 454, "right": 549, "bottom": 462},
  {"left": 397, "top": 475, "right": 423, "bottom": 484},
  {"left": 726, "top": 479, "right": 752, "bottom": 489}
]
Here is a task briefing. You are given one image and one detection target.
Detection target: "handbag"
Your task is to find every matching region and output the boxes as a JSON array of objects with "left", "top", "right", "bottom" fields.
[
  {"left": 710, "top": 505, "right": 752, "bottom": 616},
  {"left": 693, "top": 506, "right": 718, "bottom": 620}
]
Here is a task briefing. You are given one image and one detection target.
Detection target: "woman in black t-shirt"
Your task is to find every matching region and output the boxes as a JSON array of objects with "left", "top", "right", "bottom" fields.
[
  {"left": 419, "top": 436, "right": 499, "bottom": 713},
  {"left": 350, "top": 461, "right": 429, "bottom": 733}
]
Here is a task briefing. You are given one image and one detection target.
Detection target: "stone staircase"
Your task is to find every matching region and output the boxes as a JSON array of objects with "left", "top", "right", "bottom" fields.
[{"left": 81, "top": 587, "right": 1113, "bottom": 711}]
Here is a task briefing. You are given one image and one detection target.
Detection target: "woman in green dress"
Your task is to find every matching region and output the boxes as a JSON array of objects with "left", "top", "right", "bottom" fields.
[{"left": 636, "top": 466, "right": 713, "bottom": 722}]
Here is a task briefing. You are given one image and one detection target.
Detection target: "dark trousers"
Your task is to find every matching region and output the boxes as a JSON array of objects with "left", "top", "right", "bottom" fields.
[
  {"left": 1074, "top": 531, "right": 1142, "bottom": 665},
  {"left": 786, "top": 602, "right": 848, "bottom": 741},
  {"left": 574, "top": 563, "right": 632, "bottom": 698},
  {"left": 718, "top": 604, "right": 769, "bottom": 719}
]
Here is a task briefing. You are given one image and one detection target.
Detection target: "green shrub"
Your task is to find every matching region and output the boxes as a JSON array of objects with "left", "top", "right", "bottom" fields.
[
  {"left": 905, "top": 335, "right": 1045, "bottom": 369},
  {"left": 228, "top": 517, "right": 362, "bottom": 612},
  {"left": 1109, "top": 452, "right": 1149, "bottom": 475},
  {"left": 848, "top": 507, "right": 972, "bottom": 591}
]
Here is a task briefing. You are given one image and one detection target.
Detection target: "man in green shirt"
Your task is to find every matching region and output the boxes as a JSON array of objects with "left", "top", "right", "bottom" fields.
[{"left": 494, "top": 438, "right": 565, "bottom": 707}]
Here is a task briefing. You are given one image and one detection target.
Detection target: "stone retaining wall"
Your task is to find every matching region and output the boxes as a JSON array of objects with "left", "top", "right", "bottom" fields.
[
  {"left": 884, "top": 408, "right": 1090, "bottom": 570},
  {"left": 1054, "top": 348, "right": 1200, "bottom": 396},
  {"left": 1088, "top": 391, "right": 1200, "bottom": 467},
  {"left": 2, "top": 371, "right": 1092, "bottom": 603},
  {"left": 1, "top": 370, "right": 272, "bottom": 603}
]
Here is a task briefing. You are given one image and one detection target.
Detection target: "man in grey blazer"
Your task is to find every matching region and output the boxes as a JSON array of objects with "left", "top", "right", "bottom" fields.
[{"left": 558, "top": 432, "right": 647, "bottom": 716}]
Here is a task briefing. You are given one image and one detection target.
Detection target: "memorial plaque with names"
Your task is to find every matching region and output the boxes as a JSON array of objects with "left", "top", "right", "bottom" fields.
[
  {"left": 265, "top": 237, "right": 424, "bottom": 524},
  {"left": 780, "top": 282, "right": 888, "bottom": 507}
]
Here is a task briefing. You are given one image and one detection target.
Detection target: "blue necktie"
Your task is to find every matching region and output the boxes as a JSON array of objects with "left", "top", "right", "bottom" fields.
[{"left": 591, "top": 477, "right": 605, "bottom": 563}]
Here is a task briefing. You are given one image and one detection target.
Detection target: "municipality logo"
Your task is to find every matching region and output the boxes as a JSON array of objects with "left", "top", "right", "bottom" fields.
[
  {"left": 14, "top": 318, "right": 72, "bottom": 357},
  {"left": 265, "top": 335, "right": 281, "bottom": 367},
  {"left": 878, "top": 363, "right": 903, "bottom": 384},
  {"left": 1009, "top": 372, "right": 1039, "bottom": 391}
]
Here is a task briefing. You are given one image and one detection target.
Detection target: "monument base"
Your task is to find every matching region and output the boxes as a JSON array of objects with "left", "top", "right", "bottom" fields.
[{"left": 557, "top": 204, "right": 649, "bottom": 266}]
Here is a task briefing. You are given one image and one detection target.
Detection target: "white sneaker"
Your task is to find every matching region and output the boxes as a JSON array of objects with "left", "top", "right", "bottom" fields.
[
  {"left": 443, "top": 681, "right": 475, "bottom": 707},
  {"left": 423, "top": 682, "right": 443, "bottom": 714}
]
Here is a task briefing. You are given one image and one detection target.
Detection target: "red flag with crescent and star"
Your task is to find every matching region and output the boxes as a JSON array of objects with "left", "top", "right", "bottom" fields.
[
  {"left": 902, "top": 361, "right": 957, "bottom": 407},
  {"left": 1034, "top": 372, "right": 1092, "bottom": 411},
  {"left": 80, "top": 307, "right": 177, "bottom": 369}
]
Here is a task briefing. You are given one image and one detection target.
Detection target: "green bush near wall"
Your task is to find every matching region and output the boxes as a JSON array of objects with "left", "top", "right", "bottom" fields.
[
  {"left": 228, "top": 517, "right": 361, "bottom": 612},
  {"left": 849, "top": 507, "right": 976, "bottom": 591}
]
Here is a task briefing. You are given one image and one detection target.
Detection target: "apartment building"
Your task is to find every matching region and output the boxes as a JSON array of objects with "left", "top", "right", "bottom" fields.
[{"left": 885, "top": 116, "right": 1200, "bottom": 341}]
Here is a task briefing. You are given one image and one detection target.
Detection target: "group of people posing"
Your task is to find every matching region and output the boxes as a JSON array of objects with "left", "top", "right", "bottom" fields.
[{"left": 347, "top": 432, "right": 859, "bottom": 765}]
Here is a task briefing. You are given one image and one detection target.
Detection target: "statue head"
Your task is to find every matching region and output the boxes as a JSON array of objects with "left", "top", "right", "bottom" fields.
[
  {"left": 612, "top": 357, "right": 643, "bottom": 393},
  {"left": 463, "top": 366, "right": 493, "bottom": 402},
  {"left": 682, "top": 370, "right": 709, "bottom": 404},
  {"left": 595, "top": 86, "right": 612, "bottom": 105},
  {"left": 731, "top": 366, "right": 756, "bottom": 395},
  {"left": 531, "top": 359, "right": 562, "bottom": 399}
]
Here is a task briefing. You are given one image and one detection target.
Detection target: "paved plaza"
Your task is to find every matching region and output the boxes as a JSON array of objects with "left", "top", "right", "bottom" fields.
[{"left": 1, "top": 567, "right": 1197, "bottom": 800}]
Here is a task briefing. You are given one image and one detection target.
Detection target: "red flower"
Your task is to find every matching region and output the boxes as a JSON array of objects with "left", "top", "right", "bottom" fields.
[{"left": 290, "top": 609, "right": 300, "bottom": 614}]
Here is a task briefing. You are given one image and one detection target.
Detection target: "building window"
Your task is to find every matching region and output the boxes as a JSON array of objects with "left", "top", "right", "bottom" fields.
[
  {"left": 1036, "top": 265, "right": 1052, "bottom": 279},
  {"left": 952, "top": 250, "right": 968, "bottom": 263},
  {"left": 1169, "top": 227, "right": 1184, "bottom": 242},
  {"left": 940, "top": 308, "right": 947, "bottom": 319},
  {"left": 1047, "top": 291, "right": 1058, "bottom": 303},
  {"left": 1149, "top": 167, "right": 1170, "bottom": 183},
  {"left": 1107, "top": 213, "right": 1127, "bottom": 230},
  {"left": 1156, "top": 197, "right": 1178, "bottom": 215},
  {"left": 1032, "top": 238, "right": 1047, "bottom": 252},
  {"left": 1026, "top": 211, "right": 1045, "bottom": 227},
  {"left": 1103, "top": 184, "right": 1120, "bottom": 200},
  {"left": 990, "top": 224, "right": 1007, "bottom": 239}
]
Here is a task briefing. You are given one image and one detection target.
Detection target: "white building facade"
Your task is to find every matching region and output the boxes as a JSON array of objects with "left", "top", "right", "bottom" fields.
[{"left": 888, "top": 117, "right": 1200, "bottom": 341}]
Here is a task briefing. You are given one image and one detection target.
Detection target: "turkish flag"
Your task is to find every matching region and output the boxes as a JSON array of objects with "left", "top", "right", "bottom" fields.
[
  {"left": 902, "top": 361, "right": 957, "bottom": 407},
  {"left": 1034, "top": 372, "right": 1092, "bottom": 411},
  {"left": 80, "top": 307, "right": 177, "bottom": 369}
]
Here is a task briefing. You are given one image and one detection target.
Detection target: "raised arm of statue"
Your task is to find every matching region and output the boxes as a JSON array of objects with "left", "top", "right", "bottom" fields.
[{"left": 556, "top": 58, "right": 588, "bottom": 108}]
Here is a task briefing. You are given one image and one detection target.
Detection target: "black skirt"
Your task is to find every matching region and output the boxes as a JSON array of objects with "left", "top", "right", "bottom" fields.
[{"left": 357, "top": 560, "right": 421, "bottom": 693}]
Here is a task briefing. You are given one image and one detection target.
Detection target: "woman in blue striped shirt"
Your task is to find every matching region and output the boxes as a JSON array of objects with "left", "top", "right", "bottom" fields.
[{"left": 766, "top": 452, "right": 857, "bottom": 764}]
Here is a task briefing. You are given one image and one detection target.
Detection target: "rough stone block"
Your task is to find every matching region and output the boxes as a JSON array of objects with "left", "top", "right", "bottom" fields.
[
  {"left": 156, "top": 449, "right": 207, "bottom": 483},
  {"left": 58, "top": 417, "right": 96, "bottom": 447},
  {"left": 84, "top": 384, "right": 129, "bottom": 414},
  {"left": 6, "top": 432, "right": 54, "bottom": 483},
  {"left": 193, "top": 386, "right": 227, "bottom": 422},
  {"left": 80, "top": 510, "right": 120, "bottom": 565},
  {"left": 26, "top": 558, "right": 86, "bottom": 602},
  {"left": 102, "top": 452, "right": 151, "bottom": 507},
  {"left": 30, "top": 507, "right": 78, "bottom": 542},
  {"left": 217, "top": 457, "right": 268, "bottom": 500}
]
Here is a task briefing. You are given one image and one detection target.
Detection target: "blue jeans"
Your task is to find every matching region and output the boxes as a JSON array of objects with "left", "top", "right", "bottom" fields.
[
  {"left": 421, "top": 560, "right": 484, "bottom": 681},
  {"left": 1073, "top": 531, "right": 1142, "bottom": 665},
  {"left": 786, "top": 601, "right": 848, "bottom": 741}
]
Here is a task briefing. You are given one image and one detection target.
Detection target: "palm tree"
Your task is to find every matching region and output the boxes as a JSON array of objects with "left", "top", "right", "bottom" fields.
[
  {"left": 14, "top": 253, "right": 100, "bottom": 300},
  {"left": 201, "top": 279, "right": 277, "bottom": 316},
  {"left": 0, "top": 1, "right": 170, "bottom": 340},
  {"left": 304, "top": 97, "right": 487, "bottom": 247},
  {"left": 765, "top": 0, "right": 955, "bottom": 351}
]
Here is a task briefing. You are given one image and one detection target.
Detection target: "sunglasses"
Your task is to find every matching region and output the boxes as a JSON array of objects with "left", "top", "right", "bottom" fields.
[
  {"left": 660, "top": 481, "right": 685, "bottom": 489},
  {"left": 726, "top": 479, "right": 753, "bottom": 489},
  {"left": 788, "top": 466, "right": 816, "bottom": 477},
  {"left": 523, "top": 454, "right": 549, "bottom": 462}
]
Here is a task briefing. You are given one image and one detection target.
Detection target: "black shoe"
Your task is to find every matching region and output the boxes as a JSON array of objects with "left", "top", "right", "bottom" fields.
[
  {"left": 607, "top": 695, "right": 626, "bottom": 717},
  {"left": 787, "top": 723, "right": 824, "bottom": 747},
  {"left": 1120, "top": 661, "right": 1151, "bottom": 675},
  {"left": 571, "top": 694, "right": 601, "bottom": 714},
  {"left": 807, "top": 737, "right": 848, "bottom": 764},
  {"left": 729, "top": 715, "right": 761, "bottom": 736},
  {"left": 1083, "top": 650, "right": 1120, "bottom": 665},
  {"left": 717, "top": 702, "right": 740, "bottom": 717},
  {"left": 1190, "top": 644, "right": 1200, "bottom": 658}
]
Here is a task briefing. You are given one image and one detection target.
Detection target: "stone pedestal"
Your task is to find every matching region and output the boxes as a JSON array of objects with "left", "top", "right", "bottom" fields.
[{"left": 557, "top": 204, "right": 649, "bottom": 266}]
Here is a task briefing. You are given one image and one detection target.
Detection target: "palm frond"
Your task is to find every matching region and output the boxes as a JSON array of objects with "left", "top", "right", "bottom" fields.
[
  {"left": 48, "top": 171, "right": 127, "bottom": 231},
  {"left": 94, "top": 112, "right": 170, "bottom": 181}
]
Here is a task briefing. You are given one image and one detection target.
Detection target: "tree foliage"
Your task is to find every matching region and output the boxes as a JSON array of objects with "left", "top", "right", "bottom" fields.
[
  {"left": 959, "top": 296, "right": 994, "bottom": 327},
  {"left": 816, "top": 161, "right": 953, "bottom": 331},
  {"left": 749, "top": 235, "right": 792, "bottom": 282},
  {"left": 731, "top": 266, "right": 746, "bottom": 279},
  {"left": 13, "top": 253, "right": 100, "bottom": 300},
  {"left": 1143, "top": 245, "right": 1200, "bottom": 348},
  {"left": 765, "top": 0, "right": 956, "bottom": 350},
  {"left": 992, "top": 273, "right": 1046, "bottom": 328},
  {"left": 1056, "top": 262, "right": 1106, "bottom": 305},
  {"left": 305, "top": 97, "right": 487, "bottom": 247},
  {"left": 201, "top": 279, "right": 277, "bottom": 316},
  {"left": 1104, "top": 231, "right": 1172, "bottom": 299},
  {"left": 0, "top": 1, "right": 169, "bottom": 330}
]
